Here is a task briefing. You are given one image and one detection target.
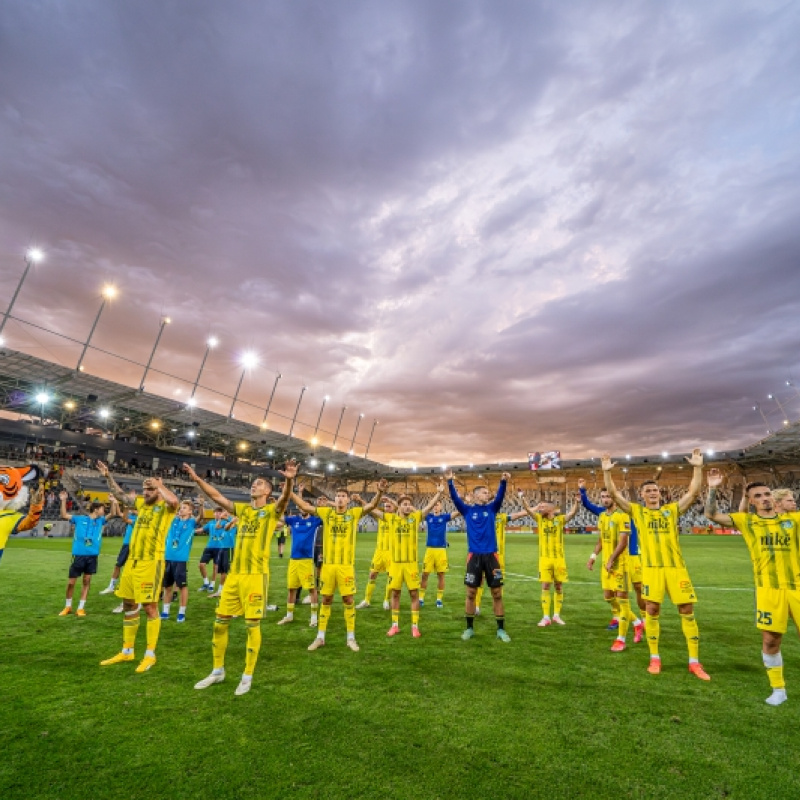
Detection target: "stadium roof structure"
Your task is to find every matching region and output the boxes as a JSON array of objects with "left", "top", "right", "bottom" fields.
[
  {"left": 734, "top": 421, "right": 800, "bottom": 469},
  {"left": 0, "top": 347, "right": 387, "bottom": 480}
]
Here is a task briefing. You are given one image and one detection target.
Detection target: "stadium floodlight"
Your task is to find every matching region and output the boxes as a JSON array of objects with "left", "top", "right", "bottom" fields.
[
  {"left": 239, "top": 442, "right": 248, "bottom": 450},
  {"left": 191, "top": 338, "right": 221, "bottom": 400},
  {"left": 287, "top": 386, "right": 308, "bottom": 439},
  {"left": 768, "top": 394, "right": 774, "bottom": 400},
  {"left": 186, "top": 430, "right": 195, "bottom": 439},
  {"left": 150, "top": 420, "right": 161, "bottom": 430},
  {"left": 309, "top": 458, "right": 318, "bottom": 468},
  {"left": 327, "top": 463, "right": 335, "bottom": 471},
  {"left": 0, "top": 335, "right": 4, "bottom": 347},
  {"left": 469, "top": 463, "right": 474, "bottom": 468},
  {"left": 63, "top": 400, "right": 76, "bottom": 410},
  {"left": 98, "top": 408, "right": 110, "bottom": 420},
  {"left": 77, "top": 285, "right": 119, "bottom": 372},
  {"left": 139, "top": 316, "right": 172, "bottom": 392},
  {"left": 661, "top": 451, "right": 669, "bottom": 459},
  {"left": 35, "top": 391, "right": 50, "bottom": 405},
  {"left": 228, "top": 352, "right": 259, "bottom": 418},
  {"left": 267, "top": 449, "right": 274, "bottom": 456},
  {"left": 412, "top": 465, "right": 417, "bottom": 472},
  {"left": 706, "top": 449, "right": 715, "bottom": 456},
  {"left": 625, "top": 454, "right": 631, "bottom": 460},
  {"left": 0, "top": 247, "right": 47, "bottom": 338},
  {"left": 186, "top": 396, "right": 197, "bottom": 408},
  {"left": 441, "top": 464, "right": 447, "bottom": 471}
]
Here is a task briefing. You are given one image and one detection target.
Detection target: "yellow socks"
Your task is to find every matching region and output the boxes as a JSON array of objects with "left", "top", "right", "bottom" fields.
[
  {"left": 318, "top": 603, "right": 331, "bottom": 632},
  {"left": 212, "top": 617, "right": 231, "bottom": 669},
  {"left": 391, "top": 610, "right": 400, "bottom": 626},
  {"left": 554, "top": 591, "right": 564, "bottom": 617},
  {"left": 606, "top": 596, "right": 620, "bottom": 618},
  {"left": 541, "top": 590, "right": 551, "bottom": 618},
  {"left": 365, "top": 581, "right": 376, "bottom": 604},
  {"left": 287, "top": 603, "right": 295, "bottom": 615},
  {"left": 645, "top": 613, "right": 660, "bottom": 657},
  {"left": 384, "top": 583, "right": 391, "bottom": 603},
  {"left": 763, "top": 652, "right": 785, "bottom": 689},
  {"left": 344, "top": 603, "right": 355, "bottom": 633},
  {"left": 475, "top": 586, "right": 484, "bottom": 608},
  {"left": 617, "top": 598, "right": 631, "bottom": 640},
  {"left": 419, "top": 589, "right": 426, "bottom": 602},
  {"left": 122, "top": 612, "right": 140, "bottom": 651},
  {"left": 437, "top": 590, "right": 444, "bottom": 603},
  {"left": 411, "top": 610, "right": 419, "bottom": 626},
  {"left": 146, "top": 617, "right": 161, "bottom": 653},
  {"left": 244, "top": 620, "right": 261, "bottom": 676},
  {"left": 680, "top": 611, "right": 700, "bottom": 661}
]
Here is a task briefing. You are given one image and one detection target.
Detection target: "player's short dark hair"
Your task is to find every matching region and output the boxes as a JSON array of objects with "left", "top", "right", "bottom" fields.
[
  {"left": 88, "top": 502, "right": 104, "bottom": 512},
  {"left": 397, "top": 494, "right": 413, "bottom": 505},
  {"left": 472, "top": 485, "right": 488, "bottom": 493},
  {"left": 334, "top": 487, "right": 350, "bottom": 496},
  {"left": 640, "top": 480, "right": 659, "bottom": 490},
  {"left": 745, "top": 482, "right": 770, "bottom": 494},
  {"left": 255, "top": 475, "right": 273, "bottom": 490}
]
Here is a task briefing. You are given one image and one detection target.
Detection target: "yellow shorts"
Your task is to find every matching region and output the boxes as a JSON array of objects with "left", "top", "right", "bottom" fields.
[
  {"left": 628, "top": 554, "right": 643, "bottom": 585},
  {"left": 601, "top": 564, "right": 628, "bottom": 593},
  {"left": 116, "top": 559, "right": 164, "bottom": 604},
  {"left": 287, "top": 558, "right": 315, "bottom": 591},
  {"left": 389, "top": 562, "right": 420, "bottom": 591},
  {"left": 370, "top": 549, "right": 392, "bottom": 574},
  {"left": 423, "top": 547, "right": 449, "bottom": 574},
  {"left": 498, "top": 553, "right": 506, "bottom": 576},
  {"left": 539, "top": 557, "right": 568, "bottom": 583},
  {"left": 217, "top": 573, "right": 269, "bottom": 619},
  {"left": 641, "top": 566, "right": 697, "bottom": 605},
  {"left": 319, "top": 564, "right": 357, "bottom": 597},
  {"left": 755, "top": 587, "right": 800, "bottom": 634}
]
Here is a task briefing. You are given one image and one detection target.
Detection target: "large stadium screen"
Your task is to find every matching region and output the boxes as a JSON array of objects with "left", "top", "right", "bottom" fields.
[{"left": 528, "top": 451, "right": 561, "bottom": 470}]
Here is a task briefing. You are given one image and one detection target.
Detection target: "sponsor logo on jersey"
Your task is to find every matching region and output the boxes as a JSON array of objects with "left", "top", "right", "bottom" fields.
[{"left": 248, "top": 592, "right": 264, "bottom": 604}]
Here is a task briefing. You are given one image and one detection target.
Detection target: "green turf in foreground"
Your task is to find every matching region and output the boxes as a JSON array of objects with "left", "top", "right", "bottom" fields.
[{"left": 2, "top": 534, "right": 800, "bottom": 800}]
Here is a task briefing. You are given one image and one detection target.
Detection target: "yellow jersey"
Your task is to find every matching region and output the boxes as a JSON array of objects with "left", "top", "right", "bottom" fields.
[
  {"left": 730, "top": 512, "right": 800, "bottom": 590},
  {"left": 598, "top": 510, "right": 631, "bottom": 564},
  {"left": 386, "top": 510, "right": 422, "bottom": 564},
  {"left": 231, "top": 501, "right": 280, "bottom": 575},
  {"left": 495, "top": 513, "right": 509, "bottom": 559},
  {"left": 629, "top": 502, "right": 684, "bottom": 569},
  {"left": 317, "top": 506, "right": 364, "bottom": 566},
  {"left": 535, "top": 513, "right": 565, "bottom": 559},
  {"left": 129, "top": 496, "right": 176, "bottom": 561},
  {"left": 376, "top": 515, "right": 393, "bottom": 553}
]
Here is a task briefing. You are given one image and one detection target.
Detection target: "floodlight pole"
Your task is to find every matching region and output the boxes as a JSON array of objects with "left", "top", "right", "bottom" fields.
[
  {"left": 261, "top": 373, "right": 281, "bottom": 427},
  {"left": 0, "top": 251, "right": 38, "bottom": 337},
  {"left": 139, "top": 317, "right": 170, "bottom": 392},
  {"left": 76, "top": 297, "right": 109, "bottom": 372},
  {"left": 228, "top": 369, "right": 248, "bottom": 418},
  {"left": 364, "top": 419, "right": 378, "bottom": 459},
  {"left": 191, "top": 343, "right": 215, "bottom": 400},
  {"left": 349, "top": 414, "right": 364, "bottom": 453},
  {"left": 332, "top": 406, "right": 347, "bottom": 448},
  {"left": 287, "top": 386, "right": 307, "bottom": 438},
  {"left": 312, "top": 396, "right": 328, "bottom": 440}
]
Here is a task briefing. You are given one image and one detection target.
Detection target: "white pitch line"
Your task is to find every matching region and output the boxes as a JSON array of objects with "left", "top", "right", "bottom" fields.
[{"left": 504, "top": 571, "right": 752, "bottom": 592}]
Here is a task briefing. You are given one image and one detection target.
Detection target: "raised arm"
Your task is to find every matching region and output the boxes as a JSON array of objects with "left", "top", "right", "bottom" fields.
[
  {"left": 704, "top": 468, "right": 733, "bottom": 527},
  {"left": 151, "top": 477, "right": 179, "bottom": 511},
  {"left": 15, "top": 481, "right": 44, "bottom": 533},
  {"left": 490, "top": 473, "right": 510, "bottom": 512},
  {"left": 677, "top": 448, "right": 704, "bottom": 514},
  {"left": 420, "top": 482, "right": 444, "bottom": 517},
  {"left": 445, "top": 470, "right": 468, "bottom": 515},
  {"left": 362, "top": 478, "right": 389, "bottom": 515},
  {"left": 565, "top": 494, "right": 580, "bottom": 523},
  {"left": 578, "top": 478, "right": 605, "bottom": 516},
  {"left": 274, "top": 460, "right": 298, "bottom": 516},
  {"left": 59, "top": 490, "right": 73, "bottom": 521},
  {"left": 738, "top": 479, "right": 750, "bottom": 513},
  {"left": 601, "top": 454, "right": 632, "bottom": 514},
  {"left": 182, "top": 463, "right": 235, "bottom": 515},
  {"left": 508, "top": 510, "right": 527, "bottom": 522},
  {"left": 96, "top": 460, "right": 129, "bottom": 507}
]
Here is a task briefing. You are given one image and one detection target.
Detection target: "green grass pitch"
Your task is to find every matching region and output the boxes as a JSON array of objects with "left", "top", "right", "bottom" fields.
[{"left": 2, "top": 533, "right": 800, "bottom": 800}]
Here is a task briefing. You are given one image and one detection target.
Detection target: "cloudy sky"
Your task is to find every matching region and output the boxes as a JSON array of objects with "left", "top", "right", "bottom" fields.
[{"left": 1, "top": 0, "right": 799, "bottom": 466}]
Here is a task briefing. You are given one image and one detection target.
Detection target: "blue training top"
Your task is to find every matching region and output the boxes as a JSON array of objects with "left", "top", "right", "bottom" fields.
[
  {"left": 448, "top": 479, "right": 506, "bottom": 554},
  {"left": 221, "top": 524, "right": 237, "bottom": 550},
  {"left": 284, "top": 515, "right": 322, "bottom": 560},
  {"left": 123, "top": 514, "right": 136, "bottom": 545},
  {"left": 72, "top": 514, "right": 105, "bottom": 556},
  {"left": 166, "top": 516, "right": 196, "bottom": 562},
  {"left": 203, "top": 520, "right": 227, "bottom": 549},
  {"left": 579, "top": 487, "right": 639, "bottom": 556},
  {"left": 425, "top": 513, "right": 452, "bottom": 548}
]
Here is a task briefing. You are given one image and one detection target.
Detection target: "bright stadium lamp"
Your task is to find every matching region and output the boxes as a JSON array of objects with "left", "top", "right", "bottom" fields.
[
  {"left": 35, "top": 391, "right": 50, "bottom": 405},
  {"left": 27, "top": 248, "right": 44, "bottom": 263},
  {"left": 64, "top": 400, "right": 76, "bottom": 410},
  {"left": 207, "top": 336, "right": 219, "bottom": 349},
  {"left": 661, "top": 451, "right": 669, "bottom": 459},
  {"left": 0, "top": 247, "right": 47, "bottom": 338},
  {"left": 229, "top": 352, "right": 259, "bottom": 418},
  {"left": 309, "top": 458, "right": 318, "bottom": 468},
  {"left": 101, "top": 284, "right": 118, "bottom": 300},
  {"left": 186, "top": 396, "right": 197, "bottom": 408},
  {"left": 99, "top": 408, "right": 110, "bottom": 420}
]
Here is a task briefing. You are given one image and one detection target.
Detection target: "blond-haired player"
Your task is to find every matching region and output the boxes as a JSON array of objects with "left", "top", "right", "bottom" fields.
[
  {"left": 602, "top": 449, "right": 708, "bottom": 680},
  {"left": 97, "top": 463, "right": 178, "bottom": 673},
  {"left": 367, "top": 486, "right": 443, "bottom": 638},
  {"left": 706, "top": 472, "right": 800, "bottom": 704},
  {"left": 356, "top": 497, "right": 397, "bottom": 610},
  {"left": 186, "top": 461, "right": 296, "bottom": 696},
  {"left": 520, "top": 495, "right": 579, "bottom": 626},
  {"left": 295, "top": 480, "right": 388, "bottom": 652}
]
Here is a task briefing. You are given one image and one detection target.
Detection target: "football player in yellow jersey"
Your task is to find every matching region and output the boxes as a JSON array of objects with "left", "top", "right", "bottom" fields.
[
  {"left": 295, "top": 479, "right": 388, "bottom": 652},
  {"left": 473, "top": 508, "right": 527, "bottom": 614},
  {"left": 366, "top": 486, "right": 443, "bottom": 638},
  {"left": 356, "top": 497, "right": 397, "bottom": 611},
  {"left": 520, "top": 495, "right": 579, "bottom": 627},
  {"left": 580, "top": 478, "right": 644, "bottom": 650},
  {"left": 185, "top": 460, "right": 296, "bottom": 695},
  {"left": 705, "top": 472, "right": 800, "bottom": 705},
  {"left": 602, "top": 449, "right": 708, "bottom": 680},
  {"left": 771, "top": 488, "right": 797, "bottom": 513},
  {"left": 97, "top": 462, "right": 178, "bottom": 674}
]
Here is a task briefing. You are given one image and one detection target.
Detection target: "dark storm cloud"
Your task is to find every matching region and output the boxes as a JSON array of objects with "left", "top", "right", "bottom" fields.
[{"left": 1, "top": 0, "right": 799, "bottom": 464}]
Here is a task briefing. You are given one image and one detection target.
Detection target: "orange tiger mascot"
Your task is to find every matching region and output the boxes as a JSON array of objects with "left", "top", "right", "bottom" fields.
[{"left": 0, "top": 465, "right": 44, "bottom": 564}]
